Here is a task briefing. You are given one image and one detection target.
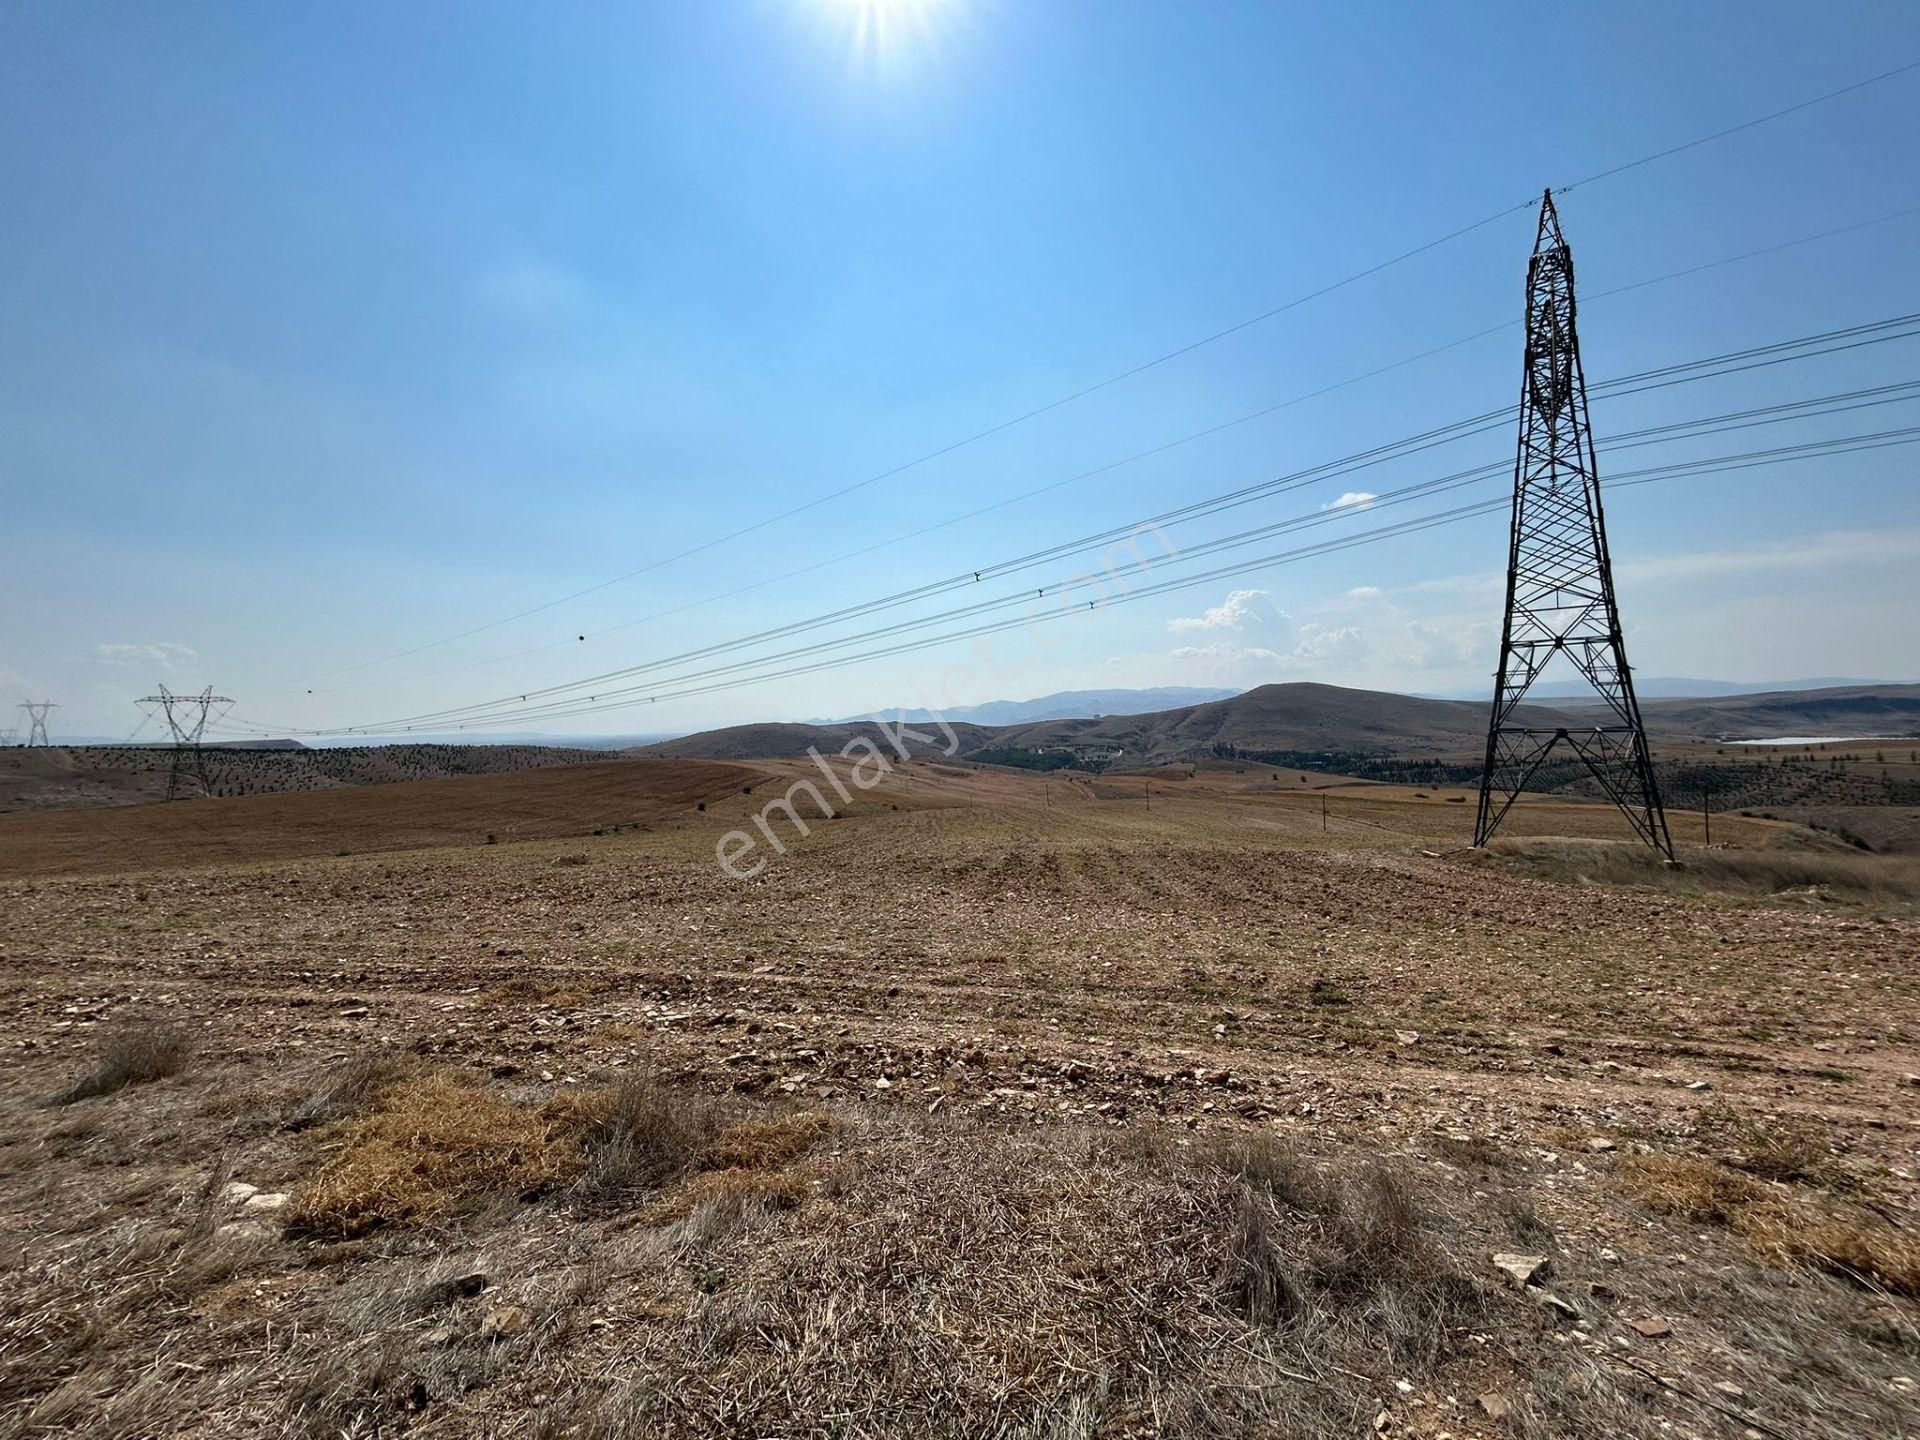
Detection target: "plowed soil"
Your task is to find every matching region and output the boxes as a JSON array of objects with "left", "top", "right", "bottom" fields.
[{"left": 2, "top": 760, "right": 1916, "bottom": 1437}]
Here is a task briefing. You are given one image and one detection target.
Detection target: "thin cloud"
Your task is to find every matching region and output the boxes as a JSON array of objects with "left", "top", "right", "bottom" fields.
[{"left": 95, "top": 642, "right": 197, "bottom": 670}]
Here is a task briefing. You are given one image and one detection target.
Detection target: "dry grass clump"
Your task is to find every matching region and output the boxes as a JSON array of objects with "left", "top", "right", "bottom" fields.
[
  {"left": 647, "top": 1109, "right": 837, "bottom": 1229},
  {"left": 543, "top": 1079, "right": 835, "bottom": 1222},
  {"left": 647, "top": 1162, "right": 821, "bottom": 1228},
  {"left": 479, "top": 977, "right": 586, "bottom": 1006},
  {"left": 1692, "top": 1101, "right": 1843, "bottom": 1187},
  {"left": 9, "top": 1074, "right": 1911, "bottom": 1440},
  {"left": 280, "top": 1054, "right": 412, "bottom": 1133},
  {"left": 288, "top": 1071, "right": 582, "bottom": 1237},
  {"left": 1206, "top": 1136, "right": 1484, "bottom": 1364},
  {"left": 545, "top": 1076, "right": 719, "bottom": 1209},
  {"left": 697, "top": 1109, "right": 834, "bottom": 1171},
  {"left": 0, "top": 1168, "right": 276, "bottom": 1429},
  {"left": 1430, "top": 1131, "right": 1515, "bottom": 1171},
  {"left": 538, "top": 1122, "right": 1515, "bottom": 1439},
  {"left": 1619, "top": 1152, "right": 1767, "bottom": 1222},
  {"left": 1621, "top": 1152, "right": 1919, "bottom": 1296},
  {"left": 1732, "top": 1205, "right": 1920, "bottom": 1297},
  {"left": 53, "top": 1020, "right": 192, "bottom": 1104}
]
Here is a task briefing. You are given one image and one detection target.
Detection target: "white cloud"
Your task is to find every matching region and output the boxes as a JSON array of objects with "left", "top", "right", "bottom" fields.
[
  {"left": 95, "top": 642, "right": 197, "bottom": 670},
  {"left": 1290, "top": 623, "right": 1367, "bottom": 664},
  {"left": 1169, "top": 641, "right": 1286, "bottom": 666},
  {"left": 1345, "top": 585, "right": 1383, "bottom": 600},
  {"left": 1167, "top": 588, "right": 1276, "bottom": 633},
  {"left": 1321, "top": 491, "right": 1377, "bottom": 512},
  {"left": 1166, "top": 623, "right": 1368, "bottom": 680}
]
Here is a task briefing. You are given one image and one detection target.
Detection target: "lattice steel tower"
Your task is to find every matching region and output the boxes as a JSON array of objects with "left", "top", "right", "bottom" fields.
[
  {"left": 137, "top": 685, "right": 234, "bottom": 800},
  {"left": 1473, "top": 192, "right": 1672, "bottom": 858},
  {"left": 19, "top": 701, "right": 56, "bottom": 747}
]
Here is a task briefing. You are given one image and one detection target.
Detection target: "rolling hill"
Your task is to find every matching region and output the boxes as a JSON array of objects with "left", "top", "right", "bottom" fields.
[
  {"left": 829, "top": 686, "right": 1242, "bottom": 726},
  {"left": 643, "top": 683, "right": 1583, "bottom": 766},
  {"left": 1633, "top": 684, "right": 1920, "bottom": 739},
  {"left": 641, "top": 681, "right": 1920, "bottom": 768}
]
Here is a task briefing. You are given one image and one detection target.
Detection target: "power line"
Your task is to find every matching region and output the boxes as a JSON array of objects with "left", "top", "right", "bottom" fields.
[
  {"left": 218, "top": 416, "right": 1920, "bottom": 738},
  {"left": 216, "top": 428, "right": 1914, "bottom": 737},
  {"left": 1554, "top": 58, "right": 1920, "bottom": 194},
  {"left": 268, "top": 205, "right": 1920, "bottom": 707},
  {"left": 230, "top": 365, "right": 1920, "bottom": 740},
  {"left": 282, "top": 58, "right": 1920, "bottom": 686},
  {"left": 428, "top": 429, "right": 1920, "bottom": 727},
  {"left": 303, "top": 393, "right": 1920, "bottom": 734},
  {"left": 287, "top": 202, "right": 1532, "bottom": 687},
  {"left": 250, "top": 314, "right": 1920, "bottom": 734},
  {"left": 362, "top": 425, "right": 1920, "bottom": 730}
]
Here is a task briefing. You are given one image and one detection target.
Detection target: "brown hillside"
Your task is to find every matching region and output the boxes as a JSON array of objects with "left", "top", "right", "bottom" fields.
[
  {"left": 1634, "top": 683, "right": 1920, "bottom": 739},
  {"left": 644, "top": 683, "right": 1581, "bottom": 764},
  {"left": 638, "top": 718, "right": 997, "bottom": 761},
  {"left": 994, "top": 681, "right": 1579, "bottom": 760}
]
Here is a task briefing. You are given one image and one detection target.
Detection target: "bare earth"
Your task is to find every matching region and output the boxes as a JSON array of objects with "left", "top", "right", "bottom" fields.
[{"left": 1, "top": 759, "right": 1915, "bottom": 1438}]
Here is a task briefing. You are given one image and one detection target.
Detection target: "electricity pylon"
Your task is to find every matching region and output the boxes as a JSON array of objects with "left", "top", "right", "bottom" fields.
[
  {"left": 1473, "top": 191, "right": 1672, "bottom": 858},
  {"left": 19, "top": 701, "right": 56, "bottom": 747},
  {"left": 136, "top": 685, "right": 234, "bottom": 800}
]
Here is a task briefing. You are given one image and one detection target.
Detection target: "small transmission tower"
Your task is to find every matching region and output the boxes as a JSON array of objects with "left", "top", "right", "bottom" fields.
[
  {"left": 137, "top": 685, "right": 234, "bottom": 800},
  {"left": 19, "top": 701, "right": 56, "bottom": 747},
  {"left": 1474, "top": 191, "right": 1672, "bottom": 858}
]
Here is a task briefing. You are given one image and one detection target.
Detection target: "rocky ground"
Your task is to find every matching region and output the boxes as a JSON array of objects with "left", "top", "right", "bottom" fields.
[{"left": 1, "top": 774, "right": 1915, "bottom": 1437}]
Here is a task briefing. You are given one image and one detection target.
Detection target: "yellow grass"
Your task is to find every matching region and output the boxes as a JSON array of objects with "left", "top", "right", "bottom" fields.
[
  {"left": 1621, "top": 1153, "right": 1920, "bottom": 1296},
  {"left": 289, "top": 1071, "right": 582, "bottom": 1237}
]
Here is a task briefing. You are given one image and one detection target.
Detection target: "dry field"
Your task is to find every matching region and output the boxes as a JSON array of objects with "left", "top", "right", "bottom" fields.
[
  {"left": 0, "top": 744, "right": 629, "bottom": 815},
  {"left": 1, "top": 759, "right": 1917, "bottom": 1438},
  {"left": 0, "top": 759, "right": 758, "bottom": 879}
]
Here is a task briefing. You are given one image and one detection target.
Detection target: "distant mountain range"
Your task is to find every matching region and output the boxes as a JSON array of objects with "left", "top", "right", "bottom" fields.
[{"left": 826, "top": 686, "right": 1242, "bottom": 727}]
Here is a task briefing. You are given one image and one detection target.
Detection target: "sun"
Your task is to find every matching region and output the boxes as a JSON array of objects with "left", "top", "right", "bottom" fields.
[
  {"left": 815, "top": 0, "right": 957, "bottom": 74},
  {"left": 834, "top": 0, "right": 939, "bottom": 19}
]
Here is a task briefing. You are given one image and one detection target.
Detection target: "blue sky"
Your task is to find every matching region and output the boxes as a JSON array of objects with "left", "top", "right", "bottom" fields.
[{"left": 3, "top": 1, "right": 1918, "bottom": 740}]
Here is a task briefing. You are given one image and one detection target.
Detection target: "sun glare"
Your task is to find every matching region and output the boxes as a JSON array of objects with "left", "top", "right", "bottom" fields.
[{"left": 815, "top": 0, "right": 958, "bottom": 75}]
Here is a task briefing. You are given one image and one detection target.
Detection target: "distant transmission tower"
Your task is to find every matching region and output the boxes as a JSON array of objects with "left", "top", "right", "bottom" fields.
[
  {"left": 1474, "top": 192, "right": 1672, "bottom": 859},
  {"left": 136, "top": 685, "right": 234, "bottom": 800},
  {"left": 19, "top": 701, "right": 56, "bottom": 747}
]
